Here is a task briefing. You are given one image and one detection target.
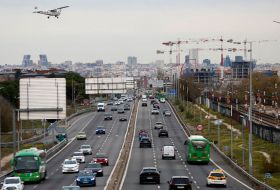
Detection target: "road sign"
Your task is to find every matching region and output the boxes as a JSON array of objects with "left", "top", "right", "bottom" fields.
[
  {"left": 196, "top": 125, "right": 203, "bottom": 131},
  {"left": 169, "top": 89, "right": 176, "bottom": 95},
  {"left": 264, "top": 173, "right": 272, "bottom": 179},
  {"left": 214, "top": 119, "right": 223, "bottom": 126}
]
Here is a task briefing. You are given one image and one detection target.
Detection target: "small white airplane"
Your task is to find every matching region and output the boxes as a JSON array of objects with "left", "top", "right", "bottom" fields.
[
  {"left": 273, "top": 20, "right": 280, "bottom": 24},
  {"left": 33, "top": 6, "right": 69, "bottom": 19}
]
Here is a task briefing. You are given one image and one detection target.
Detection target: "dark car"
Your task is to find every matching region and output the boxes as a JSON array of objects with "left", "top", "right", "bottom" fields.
[
  {"left": 107, "top": 101, "right": 114, "bottom": 105},
  {"left": 124, "top": 104, "right": 130, "bottom": 110},
  {"left": 168, "top": 176, "right": 192, "bottom": 190},
  {"left": 85, "top": 163, "right": 103, "bottom": 177},
  {"left": 96, "top": 126, "right": 106, "bottom": 134},
  {"left": 153, "top": 103, "right": 160, "bottom": 109},
  {"left": 158, "top": 129, "right": 169, "bottom": 137},
  {"left": 139, "top": 167, "right": 160, "bottom": 184},
  {"left": 151, "top": 99, "right": 157, "bottom": 105},
  {"left": 138, "top": 130, "right": 149, "bottom": 141},
  {"left": 140, "top": 137, "right": 152, "bottom": 148},
  {"left": 119, "top": 115, "right": 128, "bottom": 121},
  {"left": 162, "top": 109, "right": 169, "bottom": 114},
  {"left": 142, "top": 102, "right": 147, "bottom": 107},
  {"left": 104, "top": 113, "right": 113, "bottom": 120},
  {"left": 92, "top": 153, "right": 109, "bottom": 166},
  {"left": 118, "top": 108, "right": 125, "bottom": 114},
  {"left": 111, "top": 106, "right": 118, "bottom": 111},
  {"left": 76, "top": 170, "right": 96, "bottom": 187}
]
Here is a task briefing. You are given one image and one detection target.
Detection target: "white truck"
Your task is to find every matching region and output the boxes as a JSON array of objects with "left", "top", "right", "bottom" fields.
[{"left": 97, "top": 102, "right": 105, "bottom": 112}]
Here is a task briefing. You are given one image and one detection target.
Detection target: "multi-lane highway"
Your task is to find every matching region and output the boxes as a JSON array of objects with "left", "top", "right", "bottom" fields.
[
  {"left": 121, "top": 100, "right": 255, "bottom": 190},
  {"left": 19, "top": 98, "right": 259, "bottom": 190},
  {"left": 23, "top": 102, "right": 133, "bottom": 190}
]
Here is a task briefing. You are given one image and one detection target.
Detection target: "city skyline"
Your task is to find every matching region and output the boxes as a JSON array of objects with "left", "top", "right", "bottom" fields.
[{"left": 1, "top": 0, "right": 280, "bottom": 65}]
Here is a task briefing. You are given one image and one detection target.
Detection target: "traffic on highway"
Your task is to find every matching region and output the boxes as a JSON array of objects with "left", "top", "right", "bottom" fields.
[{"left": 1, "top": 94, "right": 256, "bottom": 190}]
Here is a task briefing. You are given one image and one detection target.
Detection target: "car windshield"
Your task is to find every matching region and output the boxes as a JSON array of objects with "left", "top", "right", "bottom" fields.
[
  {"left": 78, "top": 171, "right": 94, "bottom": 177},
  {"left": 14, "top": 156, "right": 39, "bottom": 172},
  {"left": 64, "top": 160, "right": 76, "bottom": 165},
  {"left": 156, "top": 122, "right": 162, "bottom": 125},
  {"left": 210, "top": 173, "right": 225, "bottom": 177},
  {"left": 81, "top": 145, "right": 90, "bottom": 149},
  {"left": 97, "top": 127, "right": 104, "bottom": 130},
  {"left": 172, "top": 177, "right": 189, "bottom": 184},
  {"left": 5, "top": 178, "right": 19, "bottom": 184},
  {"left": 62, "top": 187, "right": 80, "bottom": 190},
  {"left": 143, "top": 168, "right": 157, "bottom": 172},
  {"left": 105, "top": 113, "right": 111, "bottom": 116},
  {"left": 73, "top": 152, "right": 83, "bottom": 156},
  {"left": 87, "top": 163, "right": 101, "bottom": 168},
  {"left": 191, "top": 140, "right": 208, "bottom": 150},
  {"left": 95, "top": 154, "right": 107, "bottom": 158},
  {"left": 78, "top": 132, "right": 85, "bottom": 135}
]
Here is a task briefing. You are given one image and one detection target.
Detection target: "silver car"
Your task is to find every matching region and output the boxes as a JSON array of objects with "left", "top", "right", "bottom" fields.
[{"left": 79, "top": 144, "right": 92, "bottom": 155}]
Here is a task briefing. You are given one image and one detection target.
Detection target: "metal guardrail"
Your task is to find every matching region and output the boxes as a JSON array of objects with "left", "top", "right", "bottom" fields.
[{"left": 167, "top": 100, "right": 275, "bottom": 190}]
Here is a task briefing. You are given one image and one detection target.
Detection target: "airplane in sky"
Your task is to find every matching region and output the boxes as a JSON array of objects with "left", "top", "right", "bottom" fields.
[
  {"left": 273, "top": 20, "right": 280, "bottom": 24},
  {"left": 33, "top": 6, "right": 69, "bottom": 19}
]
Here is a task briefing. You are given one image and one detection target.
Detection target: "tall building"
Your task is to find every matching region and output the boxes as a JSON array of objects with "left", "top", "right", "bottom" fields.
[
  {"left": 202, "top": 59, "right": 211, "bottom": 66},
  {"left": 96, "top": 60, "right": 103, "bottom": 66},
  {"left": 189, "top": 49, "right": 199, "bottom": 65},
  {"left": 224, "top": 55, "right": 231, "bottom": 67},
  {"left": 38, "top": 55, "right": 49, "bottom": 67},
  {"left": 22, "top": 55, "right": 33, "bottom": 67},
  {"left": 127, "top": 56, "right": 137, "bottom": 65}
]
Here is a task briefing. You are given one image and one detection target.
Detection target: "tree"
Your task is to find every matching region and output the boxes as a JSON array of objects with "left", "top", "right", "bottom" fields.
[{"left": 0, "top": 96, "right": 13, "bottom": 132}]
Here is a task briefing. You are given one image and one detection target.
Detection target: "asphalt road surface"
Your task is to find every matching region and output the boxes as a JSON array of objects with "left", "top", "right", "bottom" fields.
[
  {"left": 23, "top": 102, "right": 133, "bottom": 190},
  {"left": 121, "top": 100, "right": 255, "bottom": 190}
]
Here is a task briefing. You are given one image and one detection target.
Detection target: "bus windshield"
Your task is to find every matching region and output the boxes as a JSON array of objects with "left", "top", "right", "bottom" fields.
[
  {"left": 14, "top": 156, "right": 39, "bottom": 172},
  {"left": 191, "top": 140, "right": 208, "bottom": 150}
]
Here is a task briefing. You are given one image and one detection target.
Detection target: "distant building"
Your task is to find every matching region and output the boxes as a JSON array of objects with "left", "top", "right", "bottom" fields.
[
  {"left": 224, "top": 55, "right": 231, "bottom": 67},
  {"left": 232, "top": 60, "right": 250, "bottom": 79},
  {"left": 96, "top": 60, "right": 103, "bottom": 66},
  {"left": 22, "top": 55, "right": 33, "bottom": 67},
  {"left": 202, "top": 59, "right": 211, "bottom": 66},
  {"left": 189, "top": 49, "right": 199, "bottom": 65},
  {"left": 127, "top": 56, "right": 137, "bottom": 65},
  {"left": 235, "top": 56, "right": 243, "bottom": 62},
  {"left": 38, "top": 55, "right": 49, "bottom": 67}
]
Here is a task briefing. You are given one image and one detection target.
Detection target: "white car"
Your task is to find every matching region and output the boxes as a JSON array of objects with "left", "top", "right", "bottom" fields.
[
  {"left": 160, "top": 98, "right": 166, "bottom": 103},
  {"left": 151, "top": 108, "right": 159, "bottom": 115},
  {"left": 1, "top": 177, "right": 24, "bottom": 190},
  {"left": 206, "top": 169, "right": 227, "bottom": 187},
  {"left": 62, "top": 159, "right": 79, "bottom": 173},
  {"left": 72, "top": 151, "right": 85, "bottom": 163},
  {"left": 115, "top": 101, "right": 120, "bottom": 105},
  {"left": 79, "top": 144, "right": 92, "bottom": 155}
]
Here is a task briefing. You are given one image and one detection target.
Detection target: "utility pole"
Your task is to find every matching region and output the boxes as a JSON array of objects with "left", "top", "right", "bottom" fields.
[{"left": 248, "top": 42, "right": 253, "bottom": 175}]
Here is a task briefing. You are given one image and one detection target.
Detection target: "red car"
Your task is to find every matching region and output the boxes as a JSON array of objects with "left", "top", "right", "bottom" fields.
[{"left": 92, "top": 153, "right": 109, "bottom": 166}]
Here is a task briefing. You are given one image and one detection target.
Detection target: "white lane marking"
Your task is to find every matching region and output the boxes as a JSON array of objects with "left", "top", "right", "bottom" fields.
[
  {"left": 157, "top": 185, "right": 160, "bottom": 189},
  {"left": 106, "top": 102, "right": 138, "bottom": 190},
  {"left": 167, "top": 101, "right": 254, "bottom": 190},
  {"left": 67, "top": 112, "right": 95, "bottom": 131}
]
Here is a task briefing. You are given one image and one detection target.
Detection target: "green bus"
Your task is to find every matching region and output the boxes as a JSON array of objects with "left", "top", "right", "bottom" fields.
[
  {"left": 185, "top": 135, "right": 210, "bottom": 164},
  {"left": 11, "top": 147, "right": 47, "bottom": 182}
]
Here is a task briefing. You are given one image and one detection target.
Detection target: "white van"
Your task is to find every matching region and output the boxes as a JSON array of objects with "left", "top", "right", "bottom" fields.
[
  {"left": 97, "top": 103, "right": 105, "bottom": 112},
  {"left": 162, "top": 145, "right": 176, "bottom": 159}
]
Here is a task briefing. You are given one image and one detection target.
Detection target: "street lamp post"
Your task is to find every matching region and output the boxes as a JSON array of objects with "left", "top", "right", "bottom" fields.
[
  {"left": 248, "top": 42, "right": 253, "bottom": 175},
  {"left": 214, "top": 119, "right": 223, "bottom": 148}
]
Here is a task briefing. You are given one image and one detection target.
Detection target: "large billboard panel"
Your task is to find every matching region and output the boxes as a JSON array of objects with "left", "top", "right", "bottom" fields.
[
  {"left": 20, "top": 78, "right": 66, "bottom": 120},
  {"left": 85, "top": 77, "right": 136, "bottom": 94}
]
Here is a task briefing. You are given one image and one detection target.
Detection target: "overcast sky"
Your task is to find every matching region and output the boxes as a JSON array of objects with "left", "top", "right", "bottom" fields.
[{"left": 1, "top": 0, "right": 280, "bottom": 65}]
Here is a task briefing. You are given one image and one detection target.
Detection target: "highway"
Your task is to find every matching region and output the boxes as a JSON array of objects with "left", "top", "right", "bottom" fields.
[
  {"left": 23, "top": 103, "right": 133, "bottom": 190},
  {"left": 121, "top": 100, "right": 255, "bottom": 190}
]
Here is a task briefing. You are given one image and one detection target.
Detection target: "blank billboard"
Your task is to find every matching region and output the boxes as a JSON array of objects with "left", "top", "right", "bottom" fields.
[
  {"left": 20, "top": 78, "right": 66, "bottom": 120},
  {"left": 85, "top": 77, "right": 136, "bottom": 94}
]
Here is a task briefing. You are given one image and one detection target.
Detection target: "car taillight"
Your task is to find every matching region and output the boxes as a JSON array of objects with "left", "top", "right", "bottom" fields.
[{"left": 208, "top": 176, "right": 216, "bottom": 180}]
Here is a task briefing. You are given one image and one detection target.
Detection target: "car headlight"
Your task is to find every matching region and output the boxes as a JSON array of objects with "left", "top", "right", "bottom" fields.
[
  {"left": 90, "top": 177, "right": 95, "bottom": 181},
  {"left": 98, "top": 170, "right": 102, "bottom": 172},
  {"left": 76, "top": 178, "right": 80, "bottom": 181}
]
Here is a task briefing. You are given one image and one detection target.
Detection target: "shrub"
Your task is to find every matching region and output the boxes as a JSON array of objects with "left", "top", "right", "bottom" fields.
[{"left": 179, "top": 104, "right": 185, "bottom": 112}]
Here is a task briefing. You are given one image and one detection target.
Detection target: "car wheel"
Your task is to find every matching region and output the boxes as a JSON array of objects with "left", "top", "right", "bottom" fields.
[
  {"left": 162, "top": 155, "right": 165, "bottom": 159},
  {"left": 157, "top": 180, "right": 160, "bottom": 184}
]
